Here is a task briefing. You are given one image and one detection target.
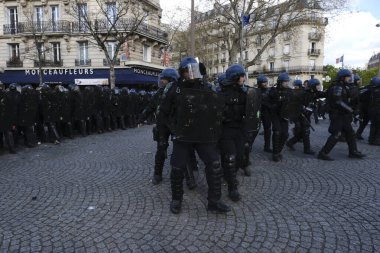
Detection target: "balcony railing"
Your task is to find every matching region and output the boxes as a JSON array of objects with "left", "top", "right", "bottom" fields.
[
  {"left": 3, "top": 20, "right": 71, "bottom": 34},
  {"left": 103, "top": 58, "right": 120, "bottom": 66},
  {"left": 75, "top": 59, "right": 91, "bottom": 66},
  {"left": 6, "top": 58, "right": 23, "bottom": 67},
  {"left": 34, "top": 59, "right": 63, "bottom": 67},
  {"left": 3, "top": 19, "right": 169, "bottom": 43},
  {"left": 253, "top": 65, "right": 324, "bottom": 74},
  {"left": 308, "top": 49, "right": 321, "bottom": 56},
  {"left": 72, "top": 18, "right": 168, "bottom": 43},
  {"left": 308, "top": 32, "right": 322, "bottom": 41}
]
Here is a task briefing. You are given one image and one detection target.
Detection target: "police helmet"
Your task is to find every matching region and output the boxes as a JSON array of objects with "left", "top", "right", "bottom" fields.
[
  {"left": 225, "top": 64, "right": 245, "bottom": 81},
  {"left": 370, "top": 77, "right": 380, "bottom": 87},
  {"left": 336, "top": 69, "right": 352, "bottom": 80},
  {"left": 179, "top": 56, "right": 198, "bottom": 70},
  {"left": 308, "top": 78, "right": 321, "bottom": 86},
  {"left": 293, "top": 79, "right": 303, "bottom": 88},
  {"left": 217, "top": 73, "right": 226, "bottom": 86},
  {"left": 161, "top": 68, "right": 180, "bottom": 82},
  {"left": 277, "top": 72, "right": 290, "bottom": 83},
  {"left": 22, "top": 85, "right": 33, "bottom": 90},
  {"left": 257, "top": 74, "right": 268, "bottom": 85}
]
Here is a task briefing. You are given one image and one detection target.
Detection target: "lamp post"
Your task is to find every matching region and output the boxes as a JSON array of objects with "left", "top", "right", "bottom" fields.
[{"left": 377, "top": 24, "right": 380, "bottom": 75}]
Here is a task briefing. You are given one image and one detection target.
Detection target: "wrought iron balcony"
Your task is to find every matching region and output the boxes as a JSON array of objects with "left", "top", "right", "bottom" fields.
[
  {"left": 103, "top": 58, "right": 120, "bottom": 66},
  {"left": 3, "top": 20, "right": 71, "bottom": 35},
  {"left": 6, "top": 58, "right": 23, "bottom": 67},
  {"left": 308, "top": 32, "right": 322, "bottom": 41},
  {"left": 308, "top": 49, "right": 321, "bottom": 56},
  {"left": 34, "top": 59, "right": 63, "bottom": 67},
  {"left": 72, "top": 18, "right": 168, "bottom": 43},
  {"left": 253, "top": 65, "right": 324, "bottom": 75},
  {"left": 75, "top": 59, "right": 91, "bottom": 66}
]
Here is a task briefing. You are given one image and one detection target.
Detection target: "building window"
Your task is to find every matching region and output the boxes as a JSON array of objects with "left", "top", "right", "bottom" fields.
[
  {"left": 35, "top": 6, "right": 44, "bottom": 32},
  {"left": 245, "top": 51, "right": 248, "bottom": 60},
  {"left": 37, "top": 42, "right": 45, "bottom": 61},
  {"left": 78, "top": 41, "right": 89, "bottom": 64},
  {"left": 51, "top": 42, "right": 61, "bottom": 63},
  {"left": 309, "top": 60, "right": 316, "bottom": 70},
  {"left": 78, "top": 4, "right": 88, "bottom": 32},
  {"left": 106, "top": 41, "right": 117, "bottom": 59},
  {"left": 283, "top": 44, "right": 290, "bottom": 55},
  {"left": 9, "top": 44, "right": 20, "bottom": 60},
  {"left": 143, "top": 10, "right": 149, "bottom": 27},
  {"left": 269, "top": 62, "right": 274, "bottom": 71},
  {"left": 106, "top": 2, "right": 117, "bottom": 27},
  {"left": 283, "top": 60, "right": 289, "bottom": 71},
  {"left": 8, "top": 7, "right": 18, "bottom": 34},
  {"left": 143, "top": 45, "right": 151, "bottom": 62},
  {"left": 269, "top": 47, "right": 275, "bottom": 57},
  {"left": 51, "top": 5, "right": 59, "bottom": 31},
  {"left": 311, "top": 42, "right": 316, "bottom": 51}
]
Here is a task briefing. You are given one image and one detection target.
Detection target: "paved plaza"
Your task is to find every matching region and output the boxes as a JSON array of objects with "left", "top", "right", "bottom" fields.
[{"left": 0, "top": 120, "right": 379, "bottom": 253}]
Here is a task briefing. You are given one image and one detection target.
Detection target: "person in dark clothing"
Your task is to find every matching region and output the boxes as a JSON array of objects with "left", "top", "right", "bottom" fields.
[
  {"left": 367, "top": 77, "right": 380, "bottom": 145},
  {"left": 269, "top": 72, "right": 295, "bottom": 162},
  {"left": 158, "top": 56, "right": 230, "bottom": 214},
  {"left": 318, "top": 69, "right": 365, "bottom": 161},
  {"left": 257, "top": 75, "right": 272, "bottom": 152}
]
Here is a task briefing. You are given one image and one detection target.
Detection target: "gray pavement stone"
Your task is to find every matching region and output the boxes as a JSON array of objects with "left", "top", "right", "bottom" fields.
[{"left": 0, "top": 121, "right": 379, "bottom": 252}]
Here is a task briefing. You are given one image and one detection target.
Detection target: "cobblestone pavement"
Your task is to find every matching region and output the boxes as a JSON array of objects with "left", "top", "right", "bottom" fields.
[{"left": 0, "top": 120, "right": 379, "bottom": 253}]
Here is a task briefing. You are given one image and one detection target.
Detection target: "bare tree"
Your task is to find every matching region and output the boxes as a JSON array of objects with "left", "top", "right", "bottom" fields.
[
  {"left": 196, "top": 0, "right": 348, "bottom": 68},
  {"left": 20, "top": 4, "right": 54, "bottom": 85},
  {"left": 68, "top": 0, "right": 148, "bottom": 88}
]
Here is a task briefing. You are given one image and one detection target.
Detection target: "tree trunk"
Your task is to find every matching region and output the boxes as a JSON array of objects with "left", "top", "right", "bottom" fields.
[{"left": 109, "top": 64, "right": 116, "bottom": 89}]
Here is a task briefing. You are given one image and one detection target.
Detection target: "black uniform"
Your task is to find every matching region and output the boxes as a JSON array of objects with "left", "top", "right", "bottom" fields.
[
  {"left": 159, "top": 78, "right": 230, "bottom": 213},
  {"left": 355, "top": 85, "right": 372, "bottom": 140},
  {"left": 260, "top": 86, "right": 273, "bottom": 152},
  {"left": 318, "top": 81, "right": 364, "bottom": 160},
  {"left": 18, "top": 86, "right": 39, "bottom": 147},
  {"left": 286, "top": 88, "right": 316, "bottom": 155},
  {"left": 0, "top": 88, "right": 18, "bottom": 153},
  {"left": 269, "top": 85, "right": 294, "bottom": 161},
  {"left": 243, "top": 86, "right": 262, "bottom": 168},
  {"left": 219, "top": 83, "right": 246, "bottom": 201}
]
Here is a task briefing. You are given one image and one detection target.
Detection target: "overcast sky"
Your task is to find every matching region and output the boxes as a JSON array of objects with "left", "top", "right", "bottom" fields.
[{"left": 160, "top": 0, "right": 380, "bottom": 68}]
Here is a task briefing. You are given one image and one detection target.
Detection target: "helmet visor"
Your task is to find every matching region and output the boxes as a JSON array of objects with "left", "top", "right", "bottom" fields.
[{"left": 187, "top": 63, "right": 202, "bottom": 80}]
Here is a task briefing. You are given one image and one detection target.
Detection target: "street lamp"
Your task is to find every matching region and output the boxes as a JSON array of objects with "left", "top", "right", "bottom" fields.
[{"left": 377, "top": 24, "right": 380, "bottom": 75}]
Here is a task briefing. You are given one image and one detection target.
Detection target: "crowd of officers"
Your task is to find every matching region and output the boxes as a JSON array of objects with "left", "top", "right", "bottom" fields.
[
  {"left": 2, "top": 56, "right": 380, "bottom": 214},
  {"left": 138, "top": 56, "right": 380, "bottom": 214},
  {"left": 0, "top": 83, "right": 155, "bottom": 154}
]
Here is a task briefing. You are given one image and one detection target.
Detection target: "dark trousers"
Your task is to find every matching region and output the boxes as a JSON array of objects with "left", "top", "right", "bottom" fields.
[{"left": 261, "top": 110, "right": 272, "bottom": 150}]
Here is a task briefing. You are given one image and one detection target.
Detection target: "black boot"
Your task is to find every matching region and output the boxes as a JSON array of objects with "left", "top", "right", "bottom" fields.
[
  {"left": 264, "top": 129, "right": 272, "bottom": 152},
  {"left": 24, "top": 126, "right": 37, "bottom": 147},
  {"left": 5, "top": 131, "right": 16, "bottom": 154},
  {"left": 67, "top": 122, "right": 74, "bottom": 139},
  {"left": 302, "top": 131, "right": 315, "bottom": 155},
  {"left": 222, "top": 155, "right": 240, "bottom": 202},
  {"left": 184, "top": 164, "right": 197, "bottom": 190},
  {"left": 120, "top": 116, "right": 126, "bottom": 130},
  {"left": 347, "top": 133, "right": 365, "bottom": 159},
  {"left": 318, "top": 134, "right": 339, "bottom": 161},
  {"left": 206, "top": 161, "right": 230, "bottom": 213},
  {"left": 152, "top": 174, "right": 162, "bottom": 185},
  {"left": 272, "top": 131, "right": 282, "bottom": 162},
  {"left": 170, "top": 167, "right": 184, "bottom": 214}
]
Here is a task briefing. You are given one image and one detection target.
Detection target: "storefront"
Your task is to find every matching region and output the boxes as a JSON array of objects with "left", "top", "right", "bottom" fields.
[{"left": 0, "top": 64, "right": 164, "bottom": 87}]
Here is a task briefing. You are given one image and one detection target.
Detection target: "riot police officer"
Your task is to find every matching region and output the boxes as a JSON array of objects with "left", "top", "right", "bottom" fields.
[
  {"left": 219, "top": 64, "right": 247, "bottom": 202},
  {"left": 368, "top": 77, "right": 380, "bottom": 145},
  {"left": 318, "top": 69, "right": 365, "bottom": 160},
  {"left": 269, "top": 72, "right": 294, "bottom": 162},
  {"left": 286, "top": 79, "right": 317, "bottom": 155},
  {"left": 18, "top": 85, "right": 39, "bottom": 147},
  {"left": 258, "top": 75, "right": 272, "bottom": 152},
  {"left": 159, "top": 56, "right": 230, "bottom": 214},
  {"left": 0, "top": 84, "right": 18, "bottom": 153}
]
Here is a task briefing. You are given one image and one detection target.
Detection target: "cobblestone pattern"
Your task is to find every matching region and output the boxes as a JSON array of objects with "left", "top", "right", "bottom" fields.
[{"left": 0, "top": 120, "right": 379, "bottom": 253}]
